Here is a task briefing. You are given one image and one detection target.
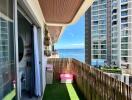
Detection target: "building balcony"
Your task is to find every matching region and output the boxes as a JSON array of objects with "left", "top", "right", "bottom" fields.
[{"left": 44, "top": 58, "right": 132, "bottom": 100}]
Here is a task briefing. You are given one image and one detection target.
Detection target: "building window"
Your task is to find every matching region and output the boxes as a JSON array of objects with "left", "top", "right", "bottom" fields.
[
  {"left": 101, "top": 50, "right": 106, "bottom": 54},
  {"left": 121, "top": 50, "right": 128, "bottom": 56},
  {"left": 121, "top": 17, "right": 128, "bottom": 23},
  {"left": 101, "top": 40, "right": 106, "bottom": 44},
  {"left": 121, "top": 11, "right": 128, "bottom": 16},
  {"left": 101, "top": 45, "right": 106, "bottom": 49},
  {"left": 112, "top": 21, "right": 117, "bottom": 25},
  {"left": 93, "top": 1, "right": 98, "bottom": 5},
  {"left": 121, "top": 0, "right": 128, "bottom": 3},
  {"left": 99, "top": 15, "right": 106, "bottom": 19},
  {"left": 92, "top": 21, "right": 98, "bottom": 25},
  {"left": 121, "top": 4, "right": 128, "bottom": 9},
  {"left": 93, "top": 50, "right": 99, "bottom": 54},
  {"left": 101, "top": 55, "right": 106, "bottom": 59},
  {"left": 93, "top": 41, "right": 98, "bottom": 44},
  {"left": 121, "top": 37, "right": 128, "bottom": 42},
  {"left": 93, "top": 55, "right": 98, "bottom": 59},
  {"left": 99, "top": 9, "right": 106, "bottom": 14},
  {"left": 99, "top": 5, "right": 106, "bottom": 9},
  {"left": 121, "top": 44, "right": 128, "bottom": 49},
  {"left": 100, "top": 35, "right": 106, "bottom": 39},
  {"left": 99, "top": 20, "right": 106, "bottom": 24},
  {"left": 112, "top": 38, "right": 118, "bottom": 43},
  {"left": 121, "top": 57, "right": 128, "bottom": 62},
  {"left": 99, "top": 30, "right": 106, "bottom": 34},
  {"left": 0, "top": 0, "right": 16, "bottom": 99},
  {"left": 93, "top": 45, "right": 98, "bottom": 49},
  {"left": 112, "top": 9, "right": 117, "bottom": 14},
  {"left": 112, "top": 44, "right": 118, "bottom": 48},
  {"left": 121, "top": 24, "right": 128, "bottom": 29},
  {"left": 112, "top": 15, "right": 117, "bottom": 20}
]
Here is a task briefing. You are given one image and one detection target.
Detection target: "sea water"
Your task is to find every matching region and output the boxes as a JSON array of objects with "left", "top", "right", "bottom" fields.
[
  {"left": 57, "top": 48, "right": 85, "bottom": 62},
  {"left": 57, "top": 48, "right": 105, "bottom": 66}
]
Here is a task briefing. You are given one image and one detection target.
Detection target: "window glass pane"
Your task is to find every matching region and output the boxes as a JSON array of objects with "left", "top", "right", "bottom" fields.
[
  {"left": 93, "top": 55, "right": 98, "bottom": 59},
  {"left": 121, "top": 44, "right": 128, "bottom": 49},
  {"left": 101, "top": 55, "right": 106, "bottom": 59},
  {"left": 121, "top": 37, "right": 128, "bottom": 42},
  {"left": 101, "top": 50, "right": 106, "bottom": 54},
  {"left": 101, "top": 45, "right": 106, "bottom": 49},
  {"left": 93, "top": 45, "right": 98, "bottom": 49},
  {"left": 0, "top": 0, "right": 16, "bottom": 99},
  {"left": 121, "top": 50, "right": 128, "bottom": 56}
]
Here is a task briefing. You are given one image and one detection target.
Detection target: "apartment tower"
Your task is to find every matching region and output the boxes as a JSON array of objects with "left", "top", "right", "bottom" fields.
[
  {"left": 85, "top": 0, "right": 111, "bottom": 66},
  {"left": 111, "top": 0, "right": 132, "bottom": 74}
]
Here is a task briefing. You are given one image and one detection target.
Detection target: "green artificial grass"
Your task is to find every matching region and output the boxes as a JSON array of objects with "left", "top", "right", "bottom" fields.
[
  {"left": 43, "top": 83, "right": 86, "bottom": 100},
  {"left": 3, "top": 89, "right": 16, "bottom": 100}
]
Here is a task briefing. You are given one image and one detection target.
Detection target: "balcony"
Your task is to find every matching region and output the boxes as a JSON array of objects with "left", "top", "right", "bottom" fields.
[{"left": 44, "top": 58, "right": 132, "bottom": 100}]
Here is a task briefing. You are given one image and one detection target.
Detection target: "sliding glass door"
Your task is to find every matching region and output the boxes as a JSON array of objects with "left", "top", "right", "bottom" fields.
[{"left": 0, "top": 0, "right": 16, "bottom": 99}]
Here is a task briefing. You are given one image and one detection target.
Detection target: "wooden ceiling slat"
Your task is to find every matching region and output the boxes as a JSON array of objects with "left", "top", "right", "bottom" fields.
[
  {"left": 38, "top": 0, "right": 85, "bottom": 43},
  {"left": 39, "top": 0, "right": 84, "bottom": 24}
]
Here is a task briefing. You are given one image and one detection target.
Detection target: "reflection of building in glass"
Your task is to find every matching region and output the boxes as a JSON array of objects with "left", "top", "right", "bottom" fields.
[
  {"left": 0, "top": 0, "right": 16, "bottom": 99},
  {"left": 0, "top": 18, "right": 9, "bottom": 64}
]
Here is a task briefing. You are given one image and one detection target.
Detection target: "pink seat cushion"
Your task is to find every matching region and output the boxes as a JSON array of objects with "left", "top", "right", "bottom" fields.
[{"left": 60, "top": 74, "right": 73, "bottom": 80}]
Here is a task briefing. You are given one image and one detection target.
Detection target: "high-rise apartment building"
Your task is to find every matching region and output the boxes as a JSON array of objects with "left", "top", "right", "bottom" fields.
[
  {"left": 85, "top": 0, "right": 132, "bottom": 74},
  {"left": 85, "top": 0, "right": 111, "bottom": 66},
  {"left": 111, "top": 0, "right": 132, "bottom": 74}
]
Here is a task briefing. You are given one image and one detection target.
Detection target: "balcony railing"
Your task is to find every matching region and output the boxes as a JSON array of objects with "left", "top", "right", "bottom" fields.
[{"left": 47, "top": 58, "right": 132, "bottom": 100}]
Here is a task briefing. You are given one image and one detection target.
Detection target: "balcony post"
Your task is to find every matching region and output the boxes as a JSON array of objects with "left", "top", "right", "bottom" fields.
[{"left": 14, "top": 0, "right": 20, "bottom": 99}]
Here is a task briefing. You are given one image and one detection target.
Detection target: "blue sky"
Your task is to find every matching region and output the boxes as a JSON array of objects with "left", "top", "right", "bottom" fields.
[{"left": 55, "top": 15, "right": 85, "bottom": 49}]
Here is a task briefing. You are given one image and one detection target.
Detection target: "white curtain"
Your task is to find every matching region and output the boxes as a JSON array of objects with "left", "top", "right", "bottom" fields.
[{"left": 33, "top": 26, "right": 41, "bottom": 96}]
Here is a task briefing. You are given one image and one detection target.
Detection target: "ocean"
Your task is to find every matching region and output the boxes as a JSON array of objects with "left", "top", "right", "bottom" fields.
[
  {"left": 57, "top": 48, "right": 85, "bottom": 62},
  {"left": 57, "top": 48, "right": 105, "bottom": 66}
]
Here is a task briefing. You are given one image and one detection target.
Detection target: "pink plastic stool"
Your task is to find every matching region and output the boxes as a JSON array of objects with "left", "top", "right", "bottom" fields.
[{"left": 60, "top": 74, "right": 73, "bottom": 83}]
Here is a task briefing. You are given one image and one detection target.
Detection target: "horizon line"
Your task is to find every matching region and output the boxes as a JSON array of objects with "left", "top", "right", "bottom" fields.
[{"left": 55, "top": 47, "right": 84, "bottom": 49}]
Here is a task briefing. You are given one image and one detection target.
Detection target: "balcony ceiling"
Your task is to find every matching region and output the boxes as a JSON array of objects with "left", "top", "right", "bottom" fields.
[
  {"left": 39, "top": 0, "right": 83, "bottom": 24},
  {"left": 47, "top": 26, "right": 62, "bottom": 43},
  {"left": 38, "top": 0, "right": 93, "bottom": 43}
]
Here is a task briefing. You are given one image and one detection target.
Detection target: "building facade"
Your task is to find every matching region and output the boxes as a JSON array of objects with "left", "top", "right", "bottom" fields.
[
  {"left": 85, "top": 0, "right": 111, "bottom": 66},
  {"left": 111, "top": 0, "right": 132, "bottom": 74},
  {"left": 85, "top": 0, "right": 132, "bottom": 74}
]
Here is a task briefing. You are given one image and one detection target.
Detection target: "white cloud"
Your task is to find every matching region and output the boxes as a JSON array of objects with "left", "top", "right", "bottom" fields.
[
  {"left": 71, "top": 43, "right": 84, "bottom": 46},
  {"left": 55, "top": 43, "right": 84, "bottom": 49},
  {"left": 69, "top": 43, "right": 84, "bottom": 49}
]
